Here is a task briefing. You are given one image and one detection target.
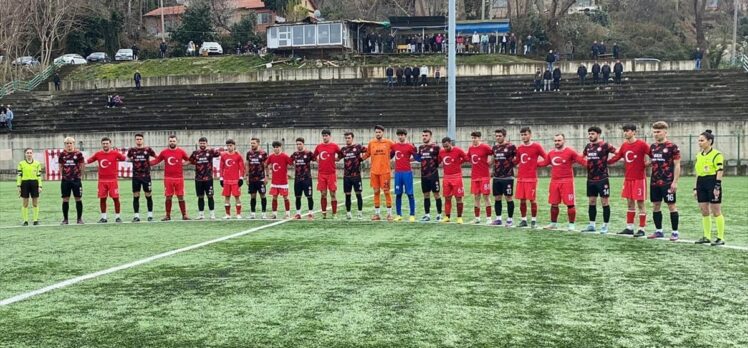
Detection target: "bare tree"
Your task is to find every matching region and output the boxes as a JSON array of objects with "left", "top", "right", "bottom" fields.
[
  {"left": 28, "top": 0, "right": 83, "bottom": 68},
  {"left": 536, "top": 0, "right": 577, "bottom": 47},
  {"left": 0, "top": 0, "right": 34, "bottom": 80}
]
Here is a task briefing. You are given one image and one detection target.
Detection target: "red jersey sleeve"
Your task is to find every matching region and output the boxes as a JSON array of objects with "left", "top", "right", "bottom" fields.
[{"left": 86, "top": 152, "right": 98, "bottom": 164}]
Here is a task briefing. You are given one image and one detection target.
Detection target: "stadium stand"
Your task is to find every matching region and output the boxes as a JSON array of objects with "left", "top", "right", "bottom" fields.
[{"left": 1, "top": 70, "right": 747, "bottom": 133}]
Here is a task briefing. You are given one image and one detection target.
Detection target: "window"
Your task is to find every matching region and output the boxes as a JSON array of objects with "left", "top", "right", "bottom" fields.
[
  {"left": 330, "top": 23, "right": 342, "bottom": 44},
  {"left": 293, "top": 26, "right": 304, "bottom": 45},
  {"left": 318, "top": 24, "right": 330, "bottom": 45},
  {"left": 269, "top": 27, "right": 277, "bottom": 40},
  {"left": 304, "top": 25, "right": 316, "bottom": 45},
  {"left": 257, "top": 12, "right": 272, "bottom": 24},
  {"left": 277, "top": 26, "right": 290, "bottom": 47}
]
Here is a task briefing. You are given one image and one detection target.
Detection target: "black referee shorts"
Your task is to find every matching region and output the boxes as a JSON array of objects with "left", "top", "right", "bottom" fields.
[
  {"left": 586, "top": 178, "right": 611, "bottom": 198},
  {"left": 61, "top": 179, "right": 83, "bottom": 198},
  {"left": 696, "top": 176, "right": 721, "bottom": 204},
  {"left": 132, "top": 177, "right": 152, "bottom": 193},
  {"left": 20, "top": 180, "right": 39, "bottom": 199},
  {"left": 421, "top": 174, "right": 440, "bottom": 193},
  {"left": 195, "top": 180, "right": 214, "bottom": 197},
  {"left": 294, "top": 178, "right": 313, "bottom": 197},
  {"left": 344, "top": 176, "right": 363, "bottom": 194},
  {"left": 650, "top": 184, "right": 676, "bottom": 204}
]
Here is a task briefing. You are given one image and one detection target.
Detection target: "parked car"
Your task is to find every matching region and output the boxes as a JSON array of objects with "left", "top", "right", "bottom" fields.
[
  {"left": 54, "top": 54, "right": 87, "bottom": 65},
  {"left": 86, "top": 52, "right": 111, "bottom": 63},
  {"left": 11, "top": 56, "right": 40, "bottom": 66},
  {"left": 199, "top": 42, "right": 223, "bottom": 55},
  {"left": 114, "top": 49, "right": 134, "bottom": 61}
]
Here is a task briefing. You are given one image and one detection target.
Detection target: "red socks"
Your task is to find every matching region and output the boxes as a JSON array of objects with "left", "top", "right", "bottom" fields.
[
  {"left": 445, "top": 199, "right": 452, "bottom": 217},
  {"left": 113, "top": 198, "right": 121, "bottom": 214},
  {"left": 225, "top": 204, "right": 231, "bottom": 215},
  {"left": 178, "top": 200, "right": 186, "bottom": 217},
  {"left": 284, "top": 199, "right": 290, "bottom": 212},
  {"left": 165, "top": 199, "right": 172, "bottom": 217},
  {"left": 100, "top": 198, "right": 107, "bottom": 213},
  {"left": 486, "top": 206, "right": 492, "bottom": 218},
  {"left": 520, "top": 200, "right": 527, "bottom": 217},
  {"left": 474, "top": 207, "right": 480, "bottom": 217},
  {"left": 568, "top": 206, "right": 576, "bottom": 223},
  {"left": 331, "top": 200, "right": 337, "bottom": 214},
  {"left": 550, "top": 206, "right": 560, "bottom": 223},
  {"left": 639, "top": 213, "right": 647, "bottom": 228},
  {"left": 456, "top": 202, "right": 463, "bottom": 217},
  {"left": 321, "top": 197, "right": 327, "bottom": 213},
  {"left": 531, "top": 202, "right": 538, "bottom": 218},
  {"left": 272, "top": 198, "right": 278, "bottom": 212},
  {"left": 236, "top": 204, "right": 242, "bottom": 215},
  {"left": 627, "top": 210, "right": 635, "bottom": 224}
]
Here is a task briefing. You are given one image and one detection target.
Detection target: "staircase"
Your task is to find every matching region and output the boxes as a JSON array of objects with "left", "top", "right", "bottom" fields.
[{"left": 2, "top": 70, "right": 747, "bottom": 134}]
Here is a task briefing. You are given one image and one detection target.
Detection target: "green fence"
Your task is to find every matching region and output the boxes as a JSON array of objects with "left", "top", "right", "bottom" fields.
[{"left": 0, "top": 62, "right": 62, "bottom": 98}]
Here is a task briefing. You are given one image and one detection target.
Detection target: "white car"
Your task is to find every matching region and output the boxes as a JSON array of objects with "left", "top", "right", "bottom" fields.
[
  {"left": 200, "top": 42, "right": 223, "bottom": 55},
  {"left": 115, "top": 49, "right": 134, "bottom": 61},
  {"left": 54, "top": 54, "right": 87, "bottom": 65}
]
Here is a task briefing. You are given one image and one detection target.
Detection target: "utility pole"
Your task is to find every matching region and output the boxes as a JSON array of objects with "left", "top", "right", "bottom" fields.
[
  {"left": 160, "top": 0, "right": 166, "bottom": 42},
  {"left": 482, "top": 0, "right": 487, "bottom": 19},
  {"left": 732, "top": 0, "right": 738, "bottom": 64},
  {"left": 448, "top": 0, "right": 456, "bottom": 139}
]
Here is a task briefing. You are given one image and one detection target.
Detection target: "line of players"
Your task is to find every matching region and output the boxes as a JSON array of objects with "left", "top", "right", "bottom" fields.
[{"left": 38, "top": 122, "right": 725, "bottom": 244}]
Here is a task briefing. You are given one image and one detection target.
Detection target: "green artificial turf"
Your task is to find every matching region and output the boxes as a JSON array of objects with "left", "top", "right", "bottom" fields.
[{"left": 1, "top": 178, "right": 747, "bottom": 347}]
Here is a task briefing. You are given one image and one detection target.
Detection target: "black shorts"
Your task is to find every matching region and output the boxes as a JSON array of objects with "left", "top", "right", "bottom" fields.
[
  {"left": 492, "top": 177, "right": 514, "bottom": 196},
  {"left": 61, "top": 179, "right": 83, "bottom": 198},
  {"left": 131, "top": 177, "right": 152, "bottom": 193},
  {"left": 20, "top": 180, "right": 39, "bottom": 199},
  {"left": 344, "top": 176, "right": 363, "bottom": 193},
  {"left": 247, "top": 180, "right": 267, "bottom": 195},
  {"left": 421, "top": 174, "right": 440, "bottom": 193},
  {"left": 696, "top": 176, "right": 721, "bottom": 204},
  {"left": 586, "top": 178, "right": 611, "bottom": 198},
  {"left": 650, "top": 184, "right": 676, "bottom": 204},
  {"left": 294, "top": 178, "right": 313, "bottom": 197},
  {"left": 195, "top": 180, "right": 214, "bottom": 197}
]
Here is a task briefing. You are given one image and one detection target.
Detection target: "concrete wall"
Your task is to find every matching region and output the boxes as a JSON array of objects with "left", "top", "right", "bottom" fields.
[
  {"left": 55, "top": 59, "right": 696, "bottom": 91},
  {"left": 2, "top": 120, "right": 744, "bottom": 172}
]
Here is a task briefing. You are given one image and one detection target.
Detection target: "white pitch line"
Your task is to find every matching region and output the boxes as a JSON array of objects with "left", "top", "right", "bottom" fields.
[{"left": 0, "top": 184, "right": 406, "bottom": 307}]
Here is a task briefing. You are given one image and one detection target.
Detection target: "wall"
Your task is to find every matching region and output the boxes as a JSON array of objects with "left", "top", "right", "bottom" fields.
[
  {"left": 2, "top": 120, "right": 744, "bottom": 172},
  {"left": 55, "top": 59, "right": 697, "bottom": 91}
]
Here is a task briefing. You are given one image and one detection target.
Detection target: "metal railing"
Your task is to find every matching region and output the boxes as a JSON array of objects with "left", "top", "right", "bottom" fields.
[
  {"left": 0, "top": 62, "right": 62, "bottom": 98},
  {"left": 741, "top": 53, "right": 748, "bottom": 73}
]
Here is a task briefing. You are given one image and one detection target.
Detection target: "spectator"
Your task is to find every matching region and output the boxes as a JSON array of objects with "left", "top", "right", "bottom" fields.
[
  {"left": 5, "top": 105, "right": 12, "bottom": 131},
  {"left": 456, "top": 35, "right": 465, "bottom": 53},
  {"left": 599, "top": 41, "right": 607, "bottom": 56},
  {"left": 187, "top": 41, "right": 196, "bottom": 56},
  {"left": 543, "top": 69, "right": 552, "bottom": 92},
  {"left": 396, "top": 66, "right": 404, "bottom": 86},
  {"left": 552, "top": 67, "right": 562, "bottom": 91},
  {"left": 385, "top": 65, "right": 394, "bottom": 88},
  {"left": 591, "top": 40, "right": 599, "bottom": 59},
  {"left": 613, "top": 60, "right": 624, "bottom": 84},
  {"left": 404, "top": 66, "right": 413, "bottom": 86},
  {"left": 4, "top": 104, "right": 14, "bottom": 130},
  {"left": 591, "top": 61, "right": 601, "bottom": 84},
  {"left": 435, "top": 33, "right": 444, "bottom": 52},
  {"left": 106, "top": 95, "right": 124, "bottom": 108},
  {"left": 160, "top": 41, "right": 168, "bottom": 58},
  {"left": 471, "top": 32, "right": 480, "bottom": 53},
  {"left": 577, "top": 63, "right": 588, "bottom": 85},
  {"left": 546, "top": 50, "right": 556, "bottom": 71},
  {"left": 412, "top": 66, "right": 421, "bottom": 87},
  {"left": 416, "top": 35, "right": 424, "bottom": 53},
  {"left": 601, "top": 62, "right": 611, "bottom": 84},
  {"left": 420, "top": 65, "right": 429, "bottom": 86},
  {"left": 434, "top": 67, "right": 441, "bottom": 84},
  {"left": 524, "top": 35, "right": 532, "bottom": 55},
  {"left": 131, "top": 44, "right": 140, "bottom": 61},
  {"left": 134, "top": 70, "right": 142, "bottom": 89},
  {"left": 693, "top": 47, "right": 703, "bottom": 70},
  {"left": 480, "top": 33, "right": 489, "bottom": 53},
  {"left": 612, "top": 42, "right": 620, "bottom": 59},
  {"left": 0, "top": 108, "right": 6, "bottom": 130},
  {"left": 500, "top": 34, "right": 507, "bottom": 54},
  {"left": 533, "top": 69, "right": 542, "bottom": 92},
  {"left": 509, "top": 33, "right": 516, "bottom": 54},
  {"left": 488, "top": 33, "right": 496, "bottom": 54},
  {"left": 235, "top": 42, "right": 242, "bottom": 55},
  {"left": 53, "top": 72, "right": 61, "bottom": 91}
]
